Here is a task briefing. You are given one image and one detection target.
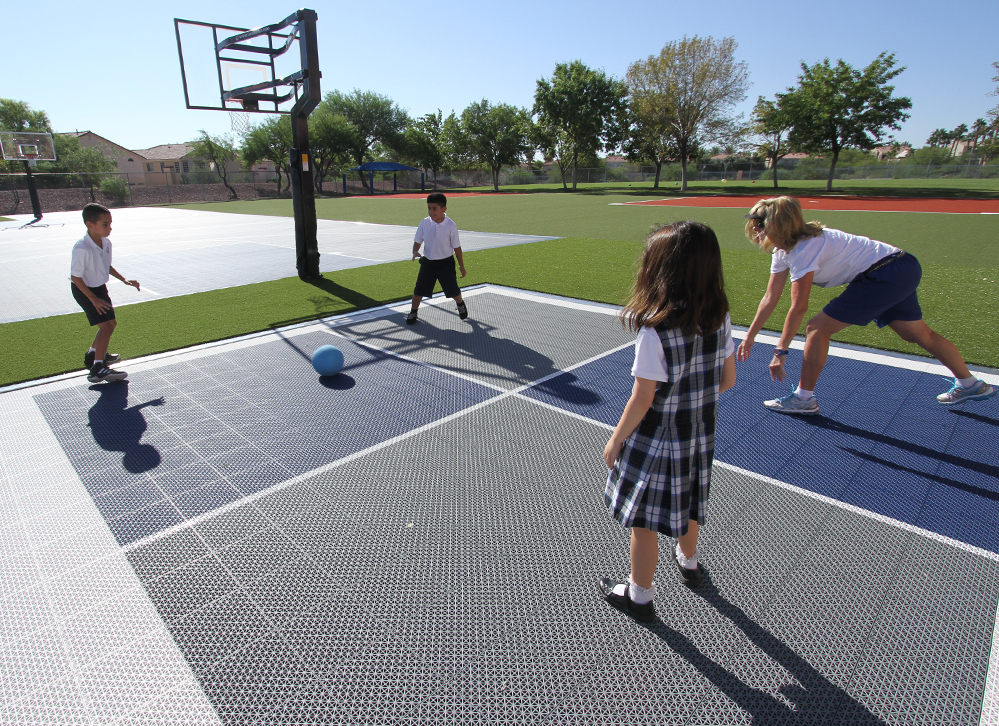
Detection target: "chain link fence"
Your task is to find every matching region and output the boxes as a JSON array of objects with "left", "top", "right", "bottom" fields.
[{"left": 3, "top": 162, "right": 996, "bottom": 216}]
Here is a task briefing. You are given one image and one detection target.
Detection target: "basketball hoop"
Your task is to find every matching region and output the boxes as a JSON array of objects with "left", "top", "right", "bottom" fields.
[{"left": 23, "top": 153, "right": 39, "bottom": 168}]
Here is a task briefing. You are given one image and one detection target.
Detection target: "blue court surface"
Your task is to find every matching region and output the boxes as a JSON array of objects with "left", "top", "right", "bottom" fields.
[{"left": 1, "top": 284, "right": 997, "bottom": 725}]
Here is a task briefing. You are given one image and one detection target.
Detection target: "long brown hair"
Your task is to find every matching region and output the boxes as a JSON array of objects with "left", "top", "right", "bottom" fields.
[{"left": 622, "top": 221, "right": 729, "bottom": 335}]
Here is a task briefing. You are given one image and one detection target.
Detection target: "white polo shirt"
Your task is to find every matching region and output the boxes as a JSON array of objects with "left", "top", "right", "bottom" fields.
[
  {"left": 414, "top": 215, "right": 461, "bottom": 260},
  {"left": 771, "top": 229, "right": 900, "bottom": 288},
  {"left": 70, "top": 233, "right": 112, "bottom": 287}
]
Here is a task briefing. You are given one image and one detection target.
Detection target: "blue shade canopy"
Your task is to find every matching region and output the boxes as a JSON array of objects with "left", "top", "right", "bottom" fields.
[{"left": 348, "top": 162, "right": 420, "bottom": 171}]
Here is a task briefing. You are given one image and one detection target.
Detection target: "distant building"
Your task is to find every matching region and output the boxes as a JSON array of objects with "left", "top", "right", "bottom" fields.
[
  {"left": 872, "top": 145, "right": 912, "bottom": 161},
  {"left": 56, "top": 131, "right": 271, "bottom": 185}
]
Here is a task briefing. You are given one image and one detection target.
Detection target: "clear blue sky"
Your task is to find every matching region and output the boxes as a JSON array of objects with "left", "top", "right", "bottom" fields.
[{"left": 9, "top": 0, "right": 998, "bottom": 152}]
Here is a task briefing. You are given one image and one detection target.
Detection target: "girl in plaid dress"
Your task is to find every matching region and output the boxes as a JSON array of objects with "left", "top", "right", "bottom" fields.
[{"left": 598, "top": 221, "right": 736, "bottom": 621}]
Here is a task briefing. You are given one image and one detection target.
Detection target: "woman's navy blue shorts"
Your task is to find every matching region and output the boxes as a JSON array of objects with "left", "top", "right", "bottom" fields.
[
  {"left": 71, "top": 283, "right": 116, "bottom": 326},
  {"left": 414, "top": 255, "right": 460, "bottom": 298},
  {"left": 823, "top": 253, "right": 923, "bottom": 328}
]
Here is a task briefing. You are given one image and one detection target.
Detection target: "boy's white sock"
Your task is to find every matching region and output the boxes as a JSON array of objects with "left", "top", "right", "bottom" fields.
[
  {"left": 794, "top": 386, "right": 814, "bottom": 400},
  {"left": 88, "top": 347, "right": 96, "bottom": 354},
  {"left": 676, "top": 542, "right": 698, "bottom": 570},
  {"left": 611, "top": 577, "right": 657, "bottom": 604},
  {"left": 959, "top": 376, "right": 978, "bottom": 389}
]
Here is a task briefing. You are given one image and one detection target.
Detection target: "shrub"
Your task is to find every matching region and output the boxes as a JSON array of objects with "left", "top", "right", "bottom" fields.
[{"left": 100, "top": 176, "right": 130, "bottom": 203}]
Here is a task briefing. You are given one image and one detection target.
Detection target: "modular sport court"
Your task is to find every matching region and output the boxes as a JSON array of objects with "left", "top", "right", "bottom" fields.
[{"left": 1, "top": 194, "right": 998, "bottom": 725}]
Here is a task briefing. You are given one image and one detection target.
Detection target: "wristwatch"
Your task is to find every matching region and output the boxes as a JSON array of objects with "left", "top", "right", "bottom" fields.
[{"left": 774, "top": 349, "right": 789, "bottom": 357}]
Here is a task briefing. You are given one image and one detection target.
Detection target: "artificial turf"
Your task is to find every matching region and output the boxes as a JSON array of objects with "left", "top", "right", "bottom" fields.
[{"left": 1, "top": 191, "right": 996, "bottom": 387}]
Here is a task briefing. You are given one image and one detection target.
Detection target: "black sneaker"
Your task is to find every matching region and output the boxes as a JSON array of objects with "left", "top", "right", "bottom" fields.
[
  {"left": 597, "top": 577, "right": 656, "bottom": 622},
  {"left": 456, "top": 301, "right": 468, "bottom": 320},
  {"left": 87, "top": 365, "right": 128, "bottom": 384},
  {"left": 84, "top": 351, "right": 120, "bottom": 369},
  {"left": 406, "top": 309, "right": 418, "bottom": 325}
]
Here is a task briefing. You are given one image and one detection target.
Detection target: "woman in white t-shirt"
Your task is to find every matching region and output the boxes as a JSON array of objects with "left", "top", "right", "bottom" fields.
[{"left": 737, "top": 196, "right": 993, "bottom": 414}]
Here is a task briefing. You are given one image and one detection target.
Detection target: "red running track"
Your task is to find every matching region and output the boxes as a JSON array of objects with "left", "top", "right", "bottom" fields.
[{"left": 615, "top": 195, "right": 999, "bottom": 214}]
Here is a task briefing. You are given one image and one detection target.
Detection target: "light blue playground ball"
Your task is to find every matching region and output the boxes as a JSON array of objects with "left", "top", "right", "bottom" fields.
[{"left": 312, "top": 345, "right": 344, "bottom": 376}]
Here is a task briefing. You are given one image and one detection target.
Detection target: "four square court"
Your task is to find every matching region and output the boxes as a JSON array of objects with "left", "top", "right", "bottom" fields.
[{"left": 2, "top": 285, "right": 998, "bottom": 725}]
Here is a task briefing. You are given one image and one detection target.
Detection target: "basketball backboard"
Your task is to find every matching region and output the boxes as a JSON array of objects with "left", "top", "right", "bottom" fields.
[
  {"left": 0, "top": 132, "right": 57, "bottom": 163},
  {"left": 174, "top": 11, "right": 317, "bottom": 115}
]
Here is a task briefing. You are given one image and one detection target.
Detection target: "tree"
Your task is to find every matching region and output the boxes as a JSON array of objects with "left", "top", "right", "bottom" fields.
[
  {"left": 61, "top": 143, "right": 119, "bottom": 202},
  {"left": 749, "top": 95, "right": 795, "bottom": 189},
  {"left": 460, "top": 100, "right": 529, "bottom": 192},
  {"left": 319, "top": 90, "right": 409, "bottom": 182},
  {"left": 192, "top": 131, "right": 239, "bottom": 199},
  {"left": 926, "top": 128, "right": 950, "bottom": 148},
  {"left": 534, "top": 60, "right": 628, "bottom": 189},
  {"left": 621, "top": 103, "right": 678, "bottom": 189},
  {"left": 402, "top": 110, "right": 448, "bottom": 182},
  {"left": 624, "top": 37, "right": 750, "bottom": 192},
  {"left": 970, "top": 118, "right": 989, "bottom": 153},
  {"left": 948, "top": 123, "right": 968, "bottom": 156},
  {"left": 242, "top": 116, "right": 293, "bottom": 195},
  {"left": 309, "top": 107, "right": 357, "bottom": 193},
  {"left": 784, "top": 52, "right": 912, "bottom": 191}
]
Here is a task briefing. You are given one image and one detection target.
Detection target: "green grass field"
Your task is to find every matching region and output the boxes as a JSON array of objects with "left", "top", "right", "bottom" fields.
[{"left": 1, "top": 190, "right": 995, "bottom": 387}]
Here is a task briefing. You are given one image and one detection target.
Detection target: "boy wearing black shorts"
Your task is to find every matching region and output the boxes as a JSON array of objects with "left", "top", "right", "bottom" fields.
[
  {"left": 407, "top": 192, "right": 467, "bottom": 324},
  {"left": 70, "top": 203, "right": 140, "bottom": 383}
]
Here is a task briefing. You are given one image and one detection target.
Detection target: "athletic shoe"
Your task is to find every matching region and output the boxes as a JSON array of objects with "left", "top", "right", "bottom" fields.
[
  {"left": 406, "top": 310, "right": 418, "bottom": 325},
  {"left": 597, "top": 577, "right": 656, "bottom": 622},
  {"left": 456, "top": 301, "right": 468, "bottom": 320},
  {"left": 936, "top": 379, "right": 996, "bottom": 405},
  {"left": 764, "top": 391, "right": 819, "bottom": 415},
  {"left": 87, "top": 366, "right": 127, "bottom": 384},
  {"left": 670, "top": 544, "right": 705, "bottom": 588},
  {"left": 84, "top": 351, "right": 120, "bottom": 369}
]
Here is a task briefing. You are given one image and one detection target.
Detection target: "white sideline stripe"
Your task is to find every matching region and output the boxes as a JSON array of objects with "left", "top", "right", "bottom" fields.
[{"left": 609, "top": 200, "right": 995, "bottom": 215}]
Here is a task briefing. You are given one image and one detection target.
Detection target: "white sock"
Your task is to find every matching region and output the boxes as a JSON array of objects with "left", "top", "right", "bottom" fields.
[
  {"left": 676, "top": 542, "right": 698, "bottom": 570},
  {"left": 794, "top": 386, "right": 814, "bottom": 400},
  {"left": 611, "top": 578, "right": 657, "bottom": 604},
  {"left": 88, "top": 347, "right": 96, "bottom": 354},
  {"left": 959, "top": 376, "right": 978, "bottom": 389}
]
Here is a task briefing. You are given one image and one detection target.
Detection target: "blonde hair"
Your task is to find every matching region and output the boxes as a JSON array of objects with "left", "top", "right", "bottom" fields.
[{"left": 744, "top": 196, "right": 825, "bottom": 253}]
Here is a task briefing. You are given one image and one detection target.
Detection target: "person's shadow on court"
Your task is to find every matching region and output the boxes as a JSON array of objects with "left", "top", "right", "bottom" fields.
[
  {"left": 636, "top": 577, "right": 886, "bottom": 724},
  {"left": 87, "top": 383, "right": 165, "bottom": 473}
]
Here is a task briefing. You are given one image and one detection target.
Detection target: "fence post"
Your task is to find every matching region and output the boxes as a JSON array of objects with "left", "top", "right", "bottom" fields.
[
  {"left": 421, "top": 172, "right": 425, "bottom": 192},
  {"left": 369, "top": 171, "right": 374, "bottom": 195},
  {"left": 342, "top": 174, "right": 346, "bottom": 194},
  {"left": 393, "top": 173, "right": 397, "bottom": 192},
  {"left": 126, "top": 173, "right": 133, "bottom": 206}
]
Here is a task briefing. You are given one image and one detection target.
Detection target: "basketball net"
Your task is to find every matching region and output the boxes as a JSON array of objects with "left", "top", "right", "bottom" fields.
[{"left": 226, "top": 100, "right": 252, "bottom": 138}]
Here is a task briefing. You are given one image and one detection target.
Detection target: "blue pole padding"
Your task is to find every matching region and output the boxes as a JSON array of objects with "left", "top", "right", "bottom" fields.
[
  {"left": 393, "top": 173, "right": 397, "bottom": 192},
  {"left": 342, "top": 173, "right": 346, "bottom": 194},
  {"left": 369, "top": 171, "right": 374, "bottom": 195},
  {"left": 421, "top": 172, "right": 425, "bottom": 192}
]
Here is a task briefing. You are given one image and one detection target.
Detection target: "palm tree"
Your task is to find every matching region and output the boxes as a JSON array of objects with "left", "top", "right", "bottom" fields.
[
  {"left": 948, "top": 124, "right": 968, "bottom": 156},
  {"left": 925, "top": 128, "right": 950, "bottom": 147},
  {"left": 970, "top": 119, "right": 988, "bottom": 153}
]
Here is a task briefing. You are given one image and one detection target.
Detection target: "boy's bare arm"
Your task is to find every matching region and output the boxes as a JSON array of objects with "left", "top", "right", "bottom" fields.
[
  {"left": 109, "top": 265, "right": 140, "bottom": 291},
  {"left": 412, "top": 242, "right": 422, "bottom": 259},
  {"left": 454, "top": 247, "right": 466, "bottom": 277}
]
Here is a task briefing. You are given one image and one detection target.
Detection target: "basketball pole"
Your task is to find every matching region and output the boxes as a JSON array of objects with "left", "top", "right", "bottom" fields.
[
  {"left": 22, "top": 160, "right": 43, "bottom": 221},
  {"left": 289, "top": 9, "right": 321, "bottom": 280}
]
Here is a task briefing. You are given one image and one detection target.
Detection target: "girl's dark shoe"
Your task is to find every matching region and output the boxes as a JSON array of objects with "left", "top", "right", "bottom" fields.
[{"left": 597, "top": 577, "right": 656, "bottom": 622}]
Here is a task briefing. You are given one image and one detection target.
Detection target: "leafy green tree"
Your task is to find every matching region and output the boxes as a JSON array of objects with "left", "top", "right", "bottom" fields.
[
  {"left": 925, "top": 128, "right": 950, "bottom": 148},
  {"left": 319, "top": 90, "right": 409, "bottom": 181},
  {"left": 784, "top": 52, "right": 912, "bottom": 191},
  {"left": 750, "top": 96, "right": 795, "bottom": 189},
  {"left": 402, "top": 110, "right": 447, "bottom": 182},
  {"left": 65, "top": 145, "right": 119, "bottom": 202},
  {"left": 441, "top": 111, "right": 472, "bottom": 170},
  {"left": 624, "top": 37, "right": 750, "bottom": 191},
  {"left": 460, "top": 100, "right": 529, "bottom": 192},
  {"left": 533, "top": 121, "right": 573, "bottom": 189},
  {"left": 534, "top": 61, "right": 628, "bottom": 189},
  {"left": 242, "top": 116, "right": 293, "bottom": 194},
  {"left": 621, "top": 105, "right": 678, "bottom": 189},
  {"left": 192, "top": 131, "right": 239, "bottom": 199},
  {"left": 309, "top": 108, "right": 357, "bottom": 192}
]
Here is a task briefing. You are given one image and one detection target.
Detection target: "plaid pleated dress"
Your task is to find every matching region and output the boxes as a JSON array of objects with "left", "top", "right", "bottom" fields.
[{"left": 605, "top": 315, "right": 731, "bottom": 536}]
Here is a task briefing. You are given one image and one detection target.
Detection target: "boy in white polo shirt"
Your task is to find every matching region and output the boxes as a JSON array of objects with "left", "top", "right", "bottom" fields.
[
  {"left": 407, "top": 192, "right": 468, "bottom": 324},
  {"left": 70, "top": 203, "right": 140, "bottom": 383}
]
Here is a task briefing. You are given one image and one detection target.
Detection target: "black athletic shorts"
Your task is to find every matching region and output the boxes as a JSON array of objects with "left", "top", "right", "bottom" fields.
[
  {"left": 414, "top": 255, "right": 461, "bottom": 298},
  {"left": 72, "top": 283, "right": 116, "bottom": 326}
]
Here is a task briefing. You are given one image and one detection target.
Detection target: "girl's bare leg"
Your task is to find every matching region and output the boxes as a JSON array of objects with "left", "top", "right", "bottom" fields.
[
  {"left": 631, "top": 527, "right": 658, "bottom": 588},
  {"left": 678, "top": 520, "right": 699, "bottom": 560}
]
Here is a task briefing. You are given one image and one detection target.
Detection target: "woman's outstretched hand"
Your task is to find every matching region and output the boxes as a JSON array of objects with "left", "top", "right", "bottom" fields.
[{"left": 737, "top": 338, "right": 753, "bottom": 362}]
